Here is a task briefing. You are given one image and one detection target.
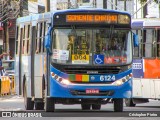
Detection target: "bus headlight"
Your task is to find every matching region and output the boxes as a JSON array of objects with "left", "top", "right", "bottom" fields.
[
  {"left": 112, "top": 73, "right": 132, "bottom": 86},
  {"left": 51, "top": 72, "right": 71, "bottom": 85},
  {"left": 112, "top": 79, "right": 124, "bottom": 86},
  {"left": 60, "top": 79, "right": 71, "bottom": 85}
]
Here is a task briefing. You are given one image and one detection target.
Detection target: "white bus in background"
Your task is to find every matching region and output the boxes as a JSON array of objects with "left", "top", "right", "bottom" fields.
[{"left": 125, "top": 19, "right": 160, "bottom": 106}]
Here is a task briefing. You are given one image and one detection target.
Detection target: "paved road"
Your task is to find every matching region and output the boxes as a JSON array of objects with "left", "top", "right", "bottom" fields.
[{"left": 0, "top": 95, "right": 160, "bottom": 119}]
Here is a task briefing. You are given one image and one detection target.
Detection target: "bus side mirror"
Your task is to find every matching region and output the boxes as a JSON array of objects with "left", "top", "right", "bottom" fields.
[
  {"left": 133, "top": 33, "right": 139, "bottom": 47},
  {"left": 45, "top": 27, "right": 52, "bottom": 55}
]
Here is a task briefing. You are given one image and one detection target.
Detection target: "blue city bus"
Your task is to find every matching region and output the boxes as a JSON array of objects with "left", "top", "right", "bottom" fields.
[{"left": 15, "top": 9, "right": 134, "bottom": 112}]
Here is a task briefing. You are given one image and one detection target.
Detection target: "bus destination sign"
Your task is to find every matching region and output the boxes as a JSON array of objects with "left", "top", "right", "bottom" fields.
[{"left": 66, "top": 14, "right": 117, "bottom": 23}]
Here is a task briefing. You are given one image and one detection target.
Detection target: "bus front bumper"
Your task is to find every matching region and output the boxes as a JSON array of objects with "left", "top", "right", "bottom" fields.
[{"left": 50, "top": 77, "right": 132, "bottom": 99}]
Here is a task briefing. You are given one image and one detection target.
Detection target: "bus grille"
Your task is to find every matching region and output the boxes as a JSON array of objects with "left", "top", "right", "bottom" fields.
[
  {"left": 64, "top": 67, "right": 120, "bottom": 74},
  {"left": 70, "top": 90, "right": 114, "bottom": 96},
  {"left": 52, "top": 63, "right": 121, "bottom": 74}
]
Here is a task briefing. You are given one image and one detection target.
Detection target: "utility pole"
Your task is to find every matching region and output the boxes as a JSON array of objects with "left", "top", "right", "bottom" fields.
[
  {"left": 2, "top": 0, "right": 9, "bottom": 55},
  {"left": 68, "top": 0, "right": 71, "bottom": 9},
  {"left": 124, "top": 0, "right": 127, "bottom": 11},
  {"left": 45, "top": 0, "right": 50, "bottom": 12},
  {"left": 111, "top": 0, "right": 113, "bottom": 9},
  {"left": 103, "top": 0, "right": 107, "bottom": 9},
  {"left": 115, "top": 0, "right": 117, "bottom": 10}
]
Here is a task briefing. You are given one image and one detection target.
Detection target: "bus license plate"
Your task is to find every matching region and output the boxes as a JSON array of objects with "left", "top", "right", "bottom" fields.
[{"left": 86, "top": 89, "right": 99, "bottom": 94}]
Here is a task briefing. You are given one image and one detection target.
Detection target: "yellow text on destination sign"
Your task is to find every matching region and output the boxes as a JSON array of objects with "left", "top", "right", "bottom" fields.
[{"left": 66, "top": 15, "right": 117, "bottom": 23}]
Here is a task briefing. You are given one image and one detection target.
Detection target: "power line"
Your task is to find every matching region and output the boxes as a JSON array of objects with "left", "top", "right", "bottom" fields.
[{"left": 132, "top": 0, "right": 154, "bottom": 17}]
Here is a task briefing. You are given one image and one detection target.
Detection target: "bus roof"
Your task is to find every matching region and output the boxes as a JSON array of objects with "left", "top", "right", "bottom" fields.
[
  {"left": 132, "top": 19, "right": 143, "bottom": 29},
  {"left": 16, "top": 9, "right": 131, "bottom": 24},
  {"left": 16, "top": 12, "right": 52, "bottom": 24},
  {"left": 143, "top": 19, "right": 160, "bottom": 28},
  {"left": 52, "top": 8, "right": 131, "bottom": 16},
  {"left": 132, "top": 18, "right": 160, "bottom": 29}
]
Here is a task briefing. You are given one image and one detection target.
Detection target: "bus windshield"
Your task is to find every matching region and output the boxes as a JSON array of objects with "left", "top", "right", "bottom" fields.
[{"left": 52, "top": 28, "right": 132, "bottom": 65}]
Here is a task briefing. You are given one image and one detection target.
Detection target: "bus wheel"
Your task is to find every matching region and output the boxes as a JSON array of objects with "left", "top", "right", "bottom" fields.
[
  {"left": 81, "top": 104, "right": 91, "bottom": 110},
  {"left": 125, "top": 98, "right": 136, "bottom": 107},
  {"left": 92, "top": 104, "right": 101, "bottom": 110},
  {"left": 35, "top": 102, "right": 44, "bottom": 110},
  {"left": 81, "top": 99, "right": 91, "bottom": 110},
  {"left": 24, "top": 81, "right": 34, "bottom": 110},
  {"left": 45, "top": 97, "right": 55, "bottom": 112},
  {"left": 113, "top": 98, "right": 123, "bottom": 112}
]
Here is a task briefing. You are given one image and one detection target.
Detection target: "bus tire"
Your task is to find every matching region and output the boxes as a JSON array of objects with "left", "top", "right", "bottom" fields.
[
  {"left": 81, "top": 104, "right": 91, "bottom": 110},
  {"left": 45, "top": 97, "right": 55, "bottom": 112},
  {"left": 125, "top": 98, "right": 136, "bottom": 107},
  {"left": 92, "top": 104, "right": 101, "bottom": 110},
  {"left": 34, "top": 75, "right": 45, "bottom": 110},
  {"left": 81, "top": 99, "right": 91, "bottom": 110},
  {"left": 113, "top": 98, "right": 123, "bottom": 112},
  {"left": 35, "top": 102, "right": 44, "bottom": 110},
  {"left": 24, "top": 79, "right": 34, "bottom": 110}
]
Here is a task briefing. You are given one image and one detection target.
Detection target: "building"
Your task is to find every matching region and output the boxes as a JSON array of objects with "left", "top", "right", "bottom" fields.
[{"left": 0, "top": 0, "right": 19, "bottom": 57}]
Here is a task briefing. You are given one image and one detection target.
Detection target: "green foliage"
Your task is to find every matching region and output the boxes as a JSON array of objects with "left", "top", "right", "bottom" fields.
[
  {"left": 139, "top": 0, "right": 159, "bottom": 4},
  {"left": 139, "top": 0, "right": 147, "bottom": 4}
]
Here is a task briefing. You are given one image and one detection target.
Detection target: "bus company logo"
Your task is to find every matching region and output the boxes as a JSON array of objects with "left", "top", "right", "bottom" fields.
[
  {"left": 91, "top": 76, "right": 95, "bottom": 80},
  {"left": 132, "top": 63, "right": 142, "bottom": 69},
  {"left": 87, "top": 71, "right": 98, "bottom": 74}
]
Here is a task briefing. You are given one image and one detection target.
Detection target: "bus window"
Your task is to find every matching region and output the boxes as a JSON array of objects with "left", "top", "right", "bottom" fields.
[
  {"left": 19, "top": 28, "right": 23, "bottom": 55},
  {"left": 16, "top": 26, "right": 20, "bottom": 55},
  {"left": 139, "top": 30, "right": 143, "bottom": 57},
  {"left": 26, "top": 24, "right": 30, "bottom": 54},
  {"left": 144, "top": 29, "right": 155, "bottom": 58},
  {"left": 39, "top": 23, "right": 43, "bottom": 53},
  {"left": 52, "top": 28, "right": 132, "bottom": 65},
  {"left": 53, "top": 29, "right": 90, "bottom": 64},
  {"left": 35, "top": 22, "right": 44, "bottom": 54},
  {"left": 23, "top": 26, "right": 25, "bottom": 40},
  {"left": 35, "top": 23, "right": 39, "bottom": 54},
  {"left": 21, "top": 24, "right": 31, "bottom": 55},
  {"left": 133, "top": 29, "right": 143, "bottom": 58},
  {"left": 42, "top": 22, "right": 46, "bottom": 53},
  {"left": 22, "top": 26, "right": 26, "bottom": 55},
  {"left": 43, "top": 23, "right": 49, "bottom": 52},
  {"left": 157, "top": 29, "right": 160, "bottom": 57},
  {"left": 94, "top": 30, "right": 127, "bottom": 56},
  {"left": 95, "top": 33, "right": 103, "bottom": 54},
  {"left": 141, "top": 30, "right": 146, "bottom": 57}
]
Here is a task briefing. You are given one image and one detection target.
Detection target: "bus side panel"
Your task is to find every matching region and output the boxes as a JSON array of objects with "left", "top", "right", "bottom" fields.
[
  {"left": 34, "top": 54, "right": 44, "bottom": 98},
  {"left": 155, "top": 80, "right": 160, "bottom": 99},
  {"left": 132, "top": 78, "right": 142, "bottom": 97},
  {"left": 132, "top": 59, "right": 143, "bottom": 98},
  {"left": 150, "top": 79, "right": 156, "bottom": 98},
  {"left": 22, "top": 56, "right": 31, "bottom": 97},
  {"left": 15, "top": 56, "right": 19, "bottom": 95},
  {"left": 133, "top": 78, "right": 156, "bottom": 99},
  {"left": 141, "top": 79, "right": 151, "bottom": 98},
  {"left": 133, "top": 59, "right": 160, "bottom": 99},
  {"left": 144, "top": 59, "right": 160, "bottom": 78},
  {"left": 144, "top": 59, "right": 160, "bottom": 99}
]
